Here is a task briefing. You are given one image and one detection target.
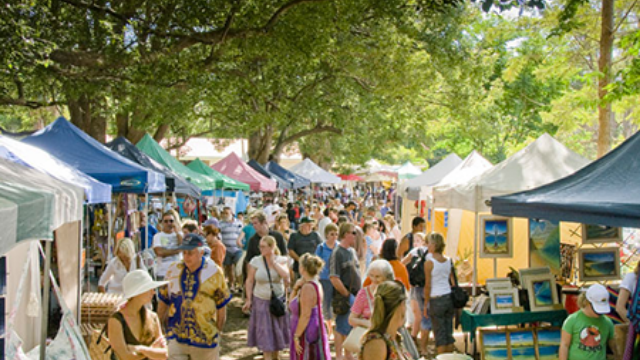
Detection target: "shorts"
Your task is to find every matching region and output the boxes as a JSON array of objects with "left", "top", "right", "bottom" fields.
[
  {"left": 223, "top": 248, "right": 243, "bottom": 266},
  {"left": 335, "top": 294, "right": 355, "bottom": 336},
  {"left": 320, "top": 279, "right": 334, "bottom": 319},
  {"left": 429, "top": 295, "right": 455, "bottom": 347},
  {"left": 411, "top": 287, "right": 432, "bottom": 330}
]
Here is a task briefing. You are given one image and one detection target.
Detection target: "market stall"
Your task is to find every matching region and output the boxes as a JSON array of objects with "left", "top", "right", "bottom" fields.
[
  {"left": 247, "top": 159, "right": 292, "bottom": 190},
  {"left": 186, "top": 158, "right": 250, "bottom": 191},
  {"left": 266, "top": 160, "right": 311, "bottom": 189},
  {"left": 290, "top": 158, "right": 341, "bottom": 184},
  {"left": 212, "top": 152, "right": 277, "bottom": 192}
]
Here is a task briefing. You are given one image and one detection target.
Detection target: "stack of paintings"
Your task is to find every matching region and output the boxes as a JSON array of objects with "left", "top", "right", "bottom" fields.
[{"left": 479, "top": 327, "right": 561, "bottom": 360}]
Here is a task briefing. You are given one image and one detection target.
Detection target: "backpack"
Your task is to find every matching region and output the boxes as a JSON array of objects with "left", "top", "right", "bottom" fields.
[{"left": 408, "top": 248, "right": 428, "bottom": 287}]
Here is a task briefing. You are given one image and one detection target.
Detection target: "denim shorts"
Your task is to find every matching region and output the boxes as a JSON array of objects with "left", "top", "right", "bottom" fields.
[
  {"left": 223, "top": 248, "right": 243, "bottom": 266},
  {"left": 429, "top": 294, "right": 455, "bottom": 347},
  {"left": 320, "top": 279, "right": 334, "bottom": 319},
  {"left": 335, "top": 294, "right": 355, "bottom": 336},
  {"left": 411, "top": 287, "right": 432, "bottom": 330}
]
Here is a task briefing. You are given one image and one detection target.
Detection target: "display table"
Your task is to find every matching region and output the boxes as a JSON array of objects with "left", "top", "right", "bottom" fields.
[{"left": 461, "top": 309, "right": 568, "bottom": 342}]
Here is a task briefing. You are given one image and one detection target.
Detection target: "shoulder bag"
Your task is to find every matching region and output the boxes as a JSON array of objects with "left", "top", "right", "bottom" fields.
[
  {"left": 263, "top": 256, "right": 287, "bottom": 317},
  {"left": 343, "top": 287, "right": 374, "bottom": 353},
  {"left": 450, "top": 259, "right": 469, "bottom": 309}
]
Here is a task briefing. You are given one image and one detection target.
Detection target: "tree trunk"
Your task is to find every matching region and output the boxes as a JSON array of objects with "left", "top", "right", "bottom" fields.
[
  {"left": 248, "top": 126, "right": 273, "bottom": 164},
  {"left": 597, "top": 0, "right": 615, "bottom": 158},
  {"left": 67, "top": 93, "right": 107, "bottom": 143},
  {"left": 154, "top": 124, "right": 170, "bottom": 142}
]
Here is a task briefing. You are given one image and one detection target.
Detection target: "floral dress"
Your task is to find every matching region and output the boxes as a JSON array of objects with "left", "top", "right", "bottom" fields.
[{"left": 359, "top": 331, "right": 412, "bottom": 360}]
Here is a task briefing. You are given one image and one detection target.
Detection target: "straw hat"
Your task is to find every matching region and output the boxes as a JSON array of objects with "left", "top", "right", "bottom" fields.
[{"left": 122, "top": 270, "right": 168, "bottom": 300}]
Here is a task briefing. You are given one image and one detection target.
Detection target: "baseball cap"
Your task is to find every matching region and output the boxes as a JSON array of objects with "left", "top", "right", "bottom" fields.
[
  {"left": 586, "top": 284, "right": 610, "bottom": 314},
  {"left": 299, "top": 216, "right": 315, "bottom": 224},
  {"left": 176, "top": 233, "right": 206, "bottom": 251},
  {"left": 203, "top": 218, "right": 219, "bottom": 227}
]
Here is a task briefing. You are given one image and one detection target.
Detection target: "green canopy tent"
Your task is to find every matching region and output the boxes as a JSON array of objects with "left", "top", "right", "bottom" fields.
[
  {"left": 187, "top": 158, "right": 250, "bottom": 191},
  {"left": 136, "top": 134, "right": 230, "bottom": 191}
]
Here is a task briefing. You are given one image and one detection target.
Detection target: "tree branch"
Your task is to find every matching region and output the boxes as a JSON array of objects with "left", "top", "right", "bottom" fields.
[
  {"left": 264, "top": 0, "right": 332, "bottom": 31},
  {"left": 0, "top": 97, "right": 63, "bottom": 109},
  {"left": 613, "top": 0, "right": 638, "bottom": 35},
  {"left": 279, "top": 123, "right": 342, "bottom": 146}
]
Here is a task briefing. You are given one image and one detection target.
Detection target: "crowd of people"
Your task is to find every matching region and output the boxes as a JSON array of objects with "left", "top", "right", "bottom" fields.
[{"left": 96, "top": 190, "right": 640, "bottom": 360}]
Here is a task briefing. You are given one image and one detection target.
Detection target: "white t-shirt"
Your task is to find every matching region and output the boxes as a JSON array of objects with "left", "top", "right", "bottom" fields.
[
  {"left": 621, "top": 272, "right": 638, "bottom": 295},
  {"left": 317, "top": 217, "right": 332, "bottom": 242},
  {"left": 152, "top": 231, "right": 183, "bottom": 277},
  {"left": 250, "top": 255, "right": 288, "bottom": 300},
  {"left": 98, "top": 256, "right": 146, "bottom": 294}
]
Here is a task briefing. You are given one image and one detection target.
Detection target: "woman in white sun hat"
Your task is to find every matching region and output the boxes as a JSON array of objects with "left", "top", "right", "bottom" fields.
[
  {"left": 108, "top": 269, "right": 169, "bottom": 360},
  {"left": 560, "top": 284, "right": 616, "bottom": 360}
]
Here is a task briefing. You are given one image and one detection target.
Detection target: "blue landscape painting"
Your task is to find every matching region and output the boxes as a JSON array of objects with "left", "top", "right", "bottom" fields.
[
  {"left": 537, "top": 329, "right": 561, "bottom": 345},
  {"left": 529, "top": 219, "right": 560, "bottom": 273},
  {"left": 484, "top": 219, "right": 509, "bottom": 255},
  {"left": 538, "top": 346, "right": 560, "bottom": 359},
  {"left": 511, "top": 347, "right": 536, "bottom": 360},
  {"left": 510, "top": 330, "right": 534, "bottom": 346},
  {"left": 485, "top": 348, "right": 509, "bottom": 360},
  {"left": 495, "top": 294, "right": 514, "bottom": 308},
  {"left": 482, "top": 331, "right": 508, "bottom": 347},
  {"left": 533, "top": 280, "right": 553, "bottom": 306},
  {"left": 583, "top": 251, "right": 617, "bottom": 277}
]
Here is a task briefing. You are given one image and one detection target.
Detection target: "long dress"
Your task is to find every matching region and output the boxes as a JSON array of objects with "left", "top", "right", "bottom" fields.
[{"left": 289, "top": 281, "right": 331, "bottom": 360}]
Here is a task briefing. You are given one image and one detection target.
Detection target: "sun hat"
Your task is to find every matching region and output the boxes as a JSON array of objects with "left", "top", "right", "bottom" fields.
[
  {"left": 176, "top": 233, "right": 206, "bottom": 251},
  {"left": 586, "top": 284, "right": 610, "bottom": 314},
  {"left": 122, "top": 270, "right": 168, "bottom": 300}
]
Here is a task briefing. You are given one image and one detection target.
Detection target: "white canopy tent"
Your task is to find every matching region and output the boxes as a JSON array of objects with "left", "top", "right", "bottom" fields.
[
  {"left": 289, "top": 158, "right": 341, "bottom": 184},
  {"left": 431, "top": 134, "right": 590, "bottom": 292},
  {"left": 401, "top": 153, "right": 463, "bottom": 200},
  {"left": 432, "top": 134, "right": 590, "bottom": 212},
  {"left": 397, "top": 161, "right": 422, "bottom": 180}
]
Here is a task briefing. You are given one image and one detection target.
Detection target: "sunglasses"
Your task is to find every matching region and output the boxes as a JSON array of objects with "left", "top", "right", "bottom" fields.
[{"left": 163, "top": 219, "right": 174, "bottom": 223}]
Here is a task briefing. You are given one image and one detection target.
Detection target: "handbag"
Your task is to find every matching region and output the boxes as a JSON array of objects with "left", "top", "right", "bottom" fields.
[
  {"left": 343, "top": 287, "right": 374, "bottom": 353},
  {"left": 263, "top": 256, "right": 286, "bottom": 317},
  {"left": 450, "top": 260, "right": 469, "bottom": 309}
]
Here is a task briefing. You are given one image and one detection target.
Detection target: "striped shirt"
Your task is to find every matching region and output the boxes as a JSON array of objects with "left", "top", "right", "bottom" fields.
[{"left": 219, "top": 219, "right": 243, "bottom": 251}]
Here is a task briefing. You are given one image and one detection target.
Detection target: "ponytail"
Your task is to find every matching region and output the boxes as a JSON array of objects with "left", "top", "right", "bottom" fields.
[{"left": 367, "top": 281, "right": 407, "bottom": 336}]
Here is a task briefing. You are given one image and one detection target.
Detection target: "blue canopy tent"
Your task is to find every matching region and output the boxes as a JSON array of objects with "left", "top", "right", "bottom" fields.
[
  {"left": 22, "top": 117, "right": 165, "bottom": 193},
  {"left": 106, "top": 136, "right": 201, "bottom": 197},
  {"left": 265, "top": 161, "right": 311, "bottom": 189},
  {"left": 247, "top": 159, "right": 292, "bottom": 190},
  {"left": 0, "top": 135, "right": 112, "bottom": 204},
  {"left": 491, "top": 132, "right": 640, "bottom": 228}
]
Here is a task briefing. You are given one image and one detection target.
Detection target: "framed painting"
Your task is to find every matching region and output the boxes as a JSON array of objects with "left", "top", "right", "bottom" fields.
[
  {"left": 479, "top": 329, "right": 509, "bottom": 360},
  {"left": 525, "top": 274, "right": 559, "bottom": 312},
  {"left": 536, "top": 327, "right": 561, "bottom": 360},
  {"left": 490, "top": 288, "right": 520, "bottom": 314},
  {"left": 486, "top": 277, "right": 513, "bottom": 294},
  {"left": 529, "top": 219, "right": 561, "bottom": 275},
  {"left": 519, "top": 267, "right": 551, "bottom": 289},
  {"left": 480, "top": 215, "right": 513, "bottom": 258},
  {"left": 578, "top": 248, "right": 621, "bottom": 281},
  {"left": 582, "top": 224, "right": 622, "bottom": 244},
  {"left": 509, "top": 329, "right": 536, "bottom": 360}
]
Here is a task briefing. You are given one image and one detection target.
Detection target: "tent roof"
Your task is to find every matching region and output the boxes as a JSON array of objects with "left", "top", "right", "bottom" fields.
[
  {"left": 338, "top": 174, "right": 364, "bottom": 181},
  {"left": 22, "top": 117, "right": 165, "bottom": 193},
  {"left": 266, "top": 161, "right": 311, "bottom": 189},
  {"left": 246, "top": 160, "right": 292, "bottom": 190},
  {"left": 397, "top": 161, "right": 423, "bottom": 180},
  {"left": 211, "top": 153, "right": 276, "bottom": 192},
  {"left": 0, "top": 135, "right": 112, "bottom": 204},
  {"left": 186, "top": 158, "right": 250, "bottom": 191},
  {"left": 289, "top": 158, "right": 341, "bottom": 184},
  {"left": 0, "top": 184, "right": 53, "bottom": 255},
  {"left": 106, "top": 137, "right": 202, "bottom": 197},
  {"left": 402, "top": 153, "right": 463, "bottom": 198},
  {"left": 0, "top": 158, "right": 84, "bottom": 254},
  {"left": 433, "top": 134, "right": 590, "bottom": 212},
  {"left": 137, "top": 134, "right": 222, "bottom": 191},
  {"left": 435, "top": 151, "right": 494, "bottom": 189},
  {"left": 491, "top": 131, "right": 640, "bottom": 228}
]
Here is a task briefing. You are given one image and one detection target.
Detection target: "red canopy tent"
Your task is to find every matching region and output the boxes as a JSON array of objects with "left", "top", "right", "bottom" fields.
[
  {"left": 338, "top": 174, "right": 364, "bottom": 181},
  {"left": 211, "top": 153, "right": 277, "bottom": 192}
]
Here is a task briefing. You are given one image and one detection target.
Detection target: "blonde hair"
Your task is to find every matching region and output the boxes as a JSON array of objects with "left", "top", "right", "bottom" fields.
[
  {"left": 384, "top": 215, "right": 397, "bottom": 229},
  {"left": 368, "top": 281, "right": 407, "bottom": 336},
  {"left": 577, "top": 292, "right": 590, "bottom": 309},
  {"left": 115, "top": 238, "right": 135, "bottom": 260},
  {"left": 324, "top": 223, "right": 339, "bottom": 237},
  {"left": 261, "top": 235, "right": 281, "bottom": 256},
  {"left": 426, "top": 232, "right": 446, "bottom": 254},
  {"left": 299, "top": 253, "right": 325, "bottom": 277},
  {"left": 339, "top": 222, "right": 356, "bottom": 239},
  {"left": 251, "top": 211, "right": 268, "bottom": 224}
]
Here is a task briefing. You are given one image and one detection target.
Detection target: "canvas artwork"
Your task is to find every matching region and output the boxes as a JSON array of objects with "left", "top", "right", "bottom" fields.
[
  {"left": 480, "top": 330, "right": 509, "bottom": 360},
  {"left": 560, "top": 243, "right": 576, "bottom": 281},
  {"left": 486, "top": 277, "right": 513, "bottom": 293},
  {"left": 480, "top": 215, "right": 513, "bottom": 258},
  {"left": 579, "top": 248, "right": 621, "bottom": 281},
  {"left": 490, "top": 288, "right": 520, "bottom": 314},
  {"left": 536, "top": 328, "right": 561, "bottom": 360},
  {"left": 519, "top": 267, "right": 551, "bottom": 289},
  {"left": 529, "top": 219, "right": 561, "bottom": 276},
  {"left": 526, "top": 274, "right": 559, "bottom": 312},
  {"left": 582, "top": 224, "right": 622, "bottom": 244},
  {"left": 510, "top": 330, "right": 536, "bottom": 360}
]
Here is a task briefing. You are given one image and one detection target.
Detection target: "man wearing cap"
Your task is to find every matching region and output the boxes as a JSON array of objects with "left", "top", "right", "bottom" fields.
[
  {"left": 158, "top": 233, "right": 232, "bottom": 360},
  {"left": 560, "top": 284, "right": 616, "bottom": 360},
  {"left": 287, "top": 216, "right": 322, "bottom": 280}
]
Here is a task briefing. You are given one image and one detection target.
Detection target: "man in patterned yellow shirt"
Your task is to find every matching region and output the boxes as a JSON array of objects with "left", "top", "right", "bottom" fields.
[{"left": 158, "top": 233, "right": 232, "bottom": 359}]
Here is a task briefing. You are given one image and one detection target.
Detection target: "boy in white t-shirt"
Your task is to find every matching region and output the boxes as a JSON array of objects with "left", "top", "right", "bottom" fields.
[{"left": 152, "top": 211, "right": 183, "bottom": 280}]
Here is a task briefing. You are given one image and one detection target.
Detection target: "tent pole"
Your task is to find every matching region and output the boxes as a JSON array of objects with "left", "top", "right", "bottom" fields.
[
  {"left": 472, "top": 211, "right": 478, "bottom": 297},
  {"left": 144, "top": 193, "right": 149, "bottom": 252},
  {"left": 40, "top": 240, "right": 52, "bottom": 360},
  {"left": 107, "top": 197, "right": 113, "bottom": 261},
  {"left": 79, "top": 205, "right": 87, "bottom": 324}
]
